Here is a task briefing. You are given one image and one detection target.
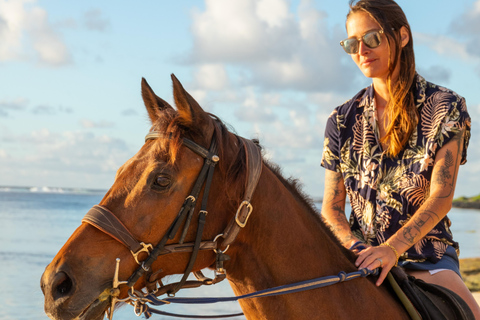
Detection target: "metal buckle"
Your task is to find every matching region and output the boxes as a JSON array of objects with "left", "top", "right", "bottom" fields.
[
  {"left": 131, "top": 242, "right": 153, "bottom": 265},
  {"left": 235, "top": 200, "right": 253, "bottom": 228},
  {"left": 213, "top": 234, "right": 230, "bottom": 253}
]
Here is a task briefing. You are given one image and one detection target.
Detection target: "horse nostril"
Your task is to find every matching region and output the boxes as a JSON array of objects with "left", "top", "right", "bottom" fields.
[{"left": 52, "top": 271, "right": 74, "bottom": 300}]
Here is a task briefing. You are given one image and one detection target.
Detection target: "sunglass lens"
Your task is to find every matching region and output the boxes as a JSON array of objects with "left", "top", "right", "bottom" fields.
[
  {"left": 363, "top": 31, "right": 381, "bottom": 49},
  {"left": 341, "top": 39, "right": 359, "bottom": 54}
]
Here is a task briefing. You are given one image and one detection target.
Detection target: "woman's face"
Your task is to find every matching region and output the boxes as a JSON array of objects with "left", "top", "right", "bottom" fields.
[{"left": 346, "top": 11, "right": 391, "bottom": 81}]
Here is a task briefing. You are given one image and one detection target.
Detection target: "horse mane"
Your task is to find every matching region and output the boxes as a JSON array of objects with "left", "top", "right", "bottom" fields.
[{"left": 262, "top": 159, "right": 355, "bottom": 259}]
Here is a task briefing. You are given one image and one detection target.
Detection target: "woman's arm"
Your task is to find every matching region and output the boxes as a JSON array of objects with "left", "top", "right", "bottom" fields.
[
  {"left": 356, "top": 129, "right": 465, "bottom": 285},
  {"left": 321, "top": 169, "right": 361, "bottom": 249}
]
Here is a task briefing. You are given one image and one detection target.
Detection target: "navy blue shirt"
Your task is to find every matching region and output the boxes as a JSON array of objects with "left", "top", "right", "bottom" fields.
[{"left": 321, "top": 74, "right": 471, "bottom": 263}]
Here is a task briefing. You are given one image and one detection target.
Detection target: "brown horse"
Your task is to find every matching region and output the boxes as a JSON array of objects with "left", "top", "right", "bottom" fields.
[{"left": 41, "top": 75, "right": 409, "bottom": 320}]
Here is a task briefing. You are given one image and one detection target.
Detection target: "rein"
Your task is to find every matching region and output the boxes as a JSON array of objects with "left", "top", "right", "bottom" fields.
[
  {"left": 81, "top": 130, "right": 263, "bottom": 319},
  {"left": 138, "top": 268, "right": 379, "bottom": 319}
]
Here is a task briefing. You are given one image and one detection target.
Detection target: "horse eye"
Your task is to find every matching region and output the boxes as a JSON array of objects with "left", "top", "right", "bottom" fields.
[{"left": 154, "top": 176, "right": 171, "bottom": 189}]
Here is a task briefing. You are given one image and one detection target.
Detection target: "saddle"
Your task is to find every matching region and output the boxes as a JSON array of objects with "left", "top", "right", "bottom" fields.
[{"left": 387, "top": 267, "right": 475, "bottom": 320}]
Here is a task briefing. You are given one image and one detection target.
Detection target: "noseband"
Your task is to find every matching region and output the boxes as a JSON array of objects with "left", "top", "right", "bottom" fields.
[{"left": 82, "top": 129, "right": 262, "bottom": 316}]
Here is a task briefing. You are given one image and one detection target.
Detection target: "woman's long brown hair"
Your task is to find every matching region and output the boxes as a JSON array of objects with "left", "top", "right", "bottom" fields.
[{"left": 348, "top": 0, "right": 417, "bottom": 157}]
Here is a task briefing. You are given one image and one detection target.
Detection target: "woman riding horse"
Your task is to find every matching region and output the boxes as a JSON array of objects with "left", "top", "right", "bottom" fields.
[{"left": 321, "top": 0, "right": 480, "bottom": 317}]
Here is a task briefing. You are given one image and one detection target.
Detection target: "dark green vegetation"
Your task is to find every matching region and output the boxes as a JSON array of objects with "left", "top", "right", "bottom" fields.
[{"left": 452, "top": 195, "right": 480, "bottom": 209}]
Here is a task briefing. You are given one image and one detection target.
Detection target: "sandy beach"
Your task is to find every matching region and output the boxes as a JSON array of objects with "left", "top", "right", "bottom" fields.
[{"left": 460, "top": 258, "right": 480, "bottom": 306}]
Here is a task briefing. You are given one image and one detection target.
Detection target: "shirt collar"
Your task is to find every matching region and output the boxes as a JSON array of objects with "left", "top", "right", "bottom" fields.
[{"left": 359, "top": 72, "right": 427, "bottom": 112}]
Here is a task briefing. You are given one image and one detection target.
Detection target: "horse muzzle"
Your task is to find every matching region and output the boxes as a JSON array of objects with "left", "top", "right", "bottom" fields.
[{"left": 41, "top": 265, "right": 108, "bottom": 320}]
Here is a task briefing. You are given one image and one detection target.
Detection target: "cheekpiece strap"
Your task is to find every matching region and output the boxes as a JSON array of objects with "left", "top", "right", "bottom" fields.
[{"left": 221, "top": 138, "right": 262, "bottom": 247}]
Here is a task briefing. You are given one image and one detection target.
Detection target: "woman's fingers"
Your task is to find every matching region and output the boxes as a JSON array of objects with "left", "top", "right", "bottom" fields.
[
  {"left": 356, "top": 252, "right": 382, "bottom": 269},
  {"left": 376, "top": 266, "right": 391, "bottom": 286},
  {"left": 355, "top": 245, "right": 397, "bottom": 286}
]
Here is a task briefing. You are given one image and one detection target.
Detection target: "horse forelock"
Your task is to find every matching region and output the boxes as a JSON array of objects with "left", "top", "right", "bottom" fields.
[
  {"left": 109, "top": 108, "right": 249, "bottom": 209},
  {"left": 150, "top": 109, "right": 245, "bottom": 181}
]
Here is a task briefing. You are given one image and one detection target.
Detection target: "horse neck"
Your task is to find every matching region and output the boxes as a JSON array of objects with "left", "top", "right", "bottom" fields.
[
  {"left": 222, "top": 164, "right": 409, "bottom": 320},
  {"left": 225, "top": 163, "right": 356, "bottom": 291}
]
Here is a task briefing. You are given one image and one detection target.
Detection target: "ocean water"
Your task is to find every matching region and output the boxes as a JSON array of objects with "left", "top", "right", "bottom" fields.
[
  {"left": 0, "top": 189, "right": 244, "bottom": 320},
  {"left": 1, "top": 189, "right": 479, "bottom": 320}
]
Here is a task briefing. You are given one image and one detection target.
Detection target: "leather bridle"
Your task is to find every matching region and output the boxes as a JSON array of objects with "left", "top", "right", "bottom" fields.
[{"left": 81, "top": 129, "right": 262, "bottom": 314}]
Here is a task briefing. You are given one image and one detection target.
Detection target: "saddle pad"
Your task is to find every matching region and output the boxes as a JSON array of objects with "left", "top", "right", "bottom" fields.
[{"left": 388, "top": 267, "right": 475, "bottom": 320}]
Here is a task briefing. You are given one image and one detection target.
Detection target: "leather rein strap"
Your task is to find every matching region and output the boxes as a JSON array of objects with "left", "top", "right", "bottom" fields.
[{"left": 81, "top": 130, "right": 262, "bottom": 299}]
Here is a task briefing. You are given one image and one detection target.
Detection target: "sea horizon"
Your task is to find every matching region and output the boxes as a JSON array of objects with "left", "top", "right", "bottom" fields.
[{"left": 0, "top": 185, "right": 107, "bottom": 195}]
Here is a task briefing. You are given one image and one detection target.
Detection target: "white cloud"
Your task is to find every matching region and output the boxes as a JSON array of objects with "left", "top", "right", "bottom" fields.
[
  {"left": 0, "top": 0, "right": 25, "bottom": 61},
  {"left": 252, "top": 102, "right": 320, "bottom": 150},
  {"left": 0, "top": 0, "right": 71, "bottom": 66},
  {"left": 449, "top": 0, "right": 480, "bottom": 58},
  {"left": 416, "top": 0, "right": 480, "bottom": 61},
  {"left": 0, "top": 129, "right": 132, "bottom": 188},
  {"left": 455, "top": 102, "right": 480, "bottom": 197},
  {"left": 234, "top": 87, "right": 278, "bottom": 123},
  {"left": 450, "top": 0, "right": 480, "bottom": 36},
  {"left": 414, "top": 32, "right": 473, "bottom": 61},
  {"left": 0, "top": 149, "right": 8, "bottom": 159},
  {"left": 190, "top": 0, "right": 291, "bottom": 63},
  {"left": 189, "top": 0, "right": 357, "bottom": 93},
  {"left": 193, "top": 64, "right": 229, "bottom": 90},
  {"left": 256, "top": 0, "right": 290, "bottom": 28}
]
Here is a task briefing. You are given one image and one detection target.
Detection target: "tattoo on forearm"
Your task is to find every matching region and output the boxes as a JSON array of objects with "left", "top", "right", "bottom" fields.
[
  {"left": 401, "top": 210, "right": 440, "bottom": 245},
  {"left": 323, "top": 171, "right": 352, "bottom": 245},
  {"left": 323, "top": 201, "right": 355, "bottom": 245}
]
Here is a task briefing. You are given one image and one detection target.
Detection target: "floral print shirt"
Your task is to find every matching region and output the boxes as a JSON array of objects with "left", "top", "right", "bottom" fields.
[{"left": 321, "top": 74, "right": 471, "bottom": 263}]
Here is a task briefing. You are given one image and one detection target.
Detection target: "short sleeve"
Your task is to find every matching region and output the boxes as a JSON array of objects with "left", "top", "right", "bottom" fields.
[
  {"left": 321, "top": 110, "right": 342, "bottom": 172},
  {"left": 424, "top": 93, "right": 471, "bottom": 165},
  {"left": 456, "top": 97, "right": 470, "bottom": 164}
]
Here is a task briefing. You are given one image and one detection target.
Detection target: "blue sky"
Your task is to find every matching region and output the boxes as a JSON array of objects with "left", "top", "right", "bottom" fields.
[{"left": 1, "top": 0, "right": 480, "bottom": 199}]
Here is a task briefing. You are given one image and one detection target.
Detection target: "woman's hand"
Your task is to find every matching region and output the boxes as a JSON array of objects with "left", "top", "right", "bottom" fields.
[{"left": 355, "top": 245, "right": 397, "bottom": 286}]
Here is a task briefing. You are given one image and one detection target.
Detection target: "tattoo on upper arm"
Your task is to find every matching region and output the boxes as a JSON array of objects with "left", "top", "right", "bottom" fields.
[
  {"left": 435, "top": 149, "right": 453, "bottom": 187},
  {"left": 432, "top": 129, "right": 465, "bottom": 199},
  {"left": 325, "top": 172, "right": 344, "bottom": 204}
]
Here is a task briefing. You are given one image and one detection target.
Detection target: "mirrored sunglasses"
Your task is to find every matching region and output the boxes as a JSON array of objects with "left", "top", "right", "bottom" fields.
[{"left": 340, "top": 30, "right": 384, "bottom": 54}]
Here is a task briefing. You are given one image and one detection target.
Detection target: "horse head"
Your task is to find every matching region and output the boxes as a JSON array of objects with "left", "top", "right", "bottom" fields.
[{"left": 41, "top": 75, "right": 260, "bottom": 320}]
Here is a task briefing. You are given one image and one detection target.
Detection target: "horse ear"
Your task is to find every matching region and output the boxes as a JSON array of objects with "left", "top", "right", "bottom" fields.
[
  {"left": 141, "top": 78, "right": 173, "bottom": 124},
  {"left": 171, "top": 74, "right": 209, "bottom": 129}
]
